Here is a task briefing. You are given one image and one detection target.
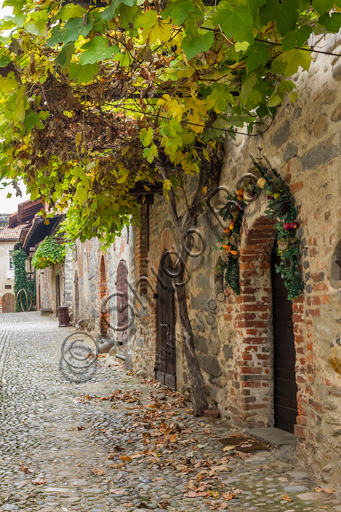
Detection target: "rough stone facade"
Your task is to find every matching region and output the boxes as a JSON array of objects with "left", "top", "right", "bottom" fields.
[
  {"left": 68, "top": 227, "right": 135, "bottom": 355},
  {"left": 131, "top": 35, "right": 341, "bottom": 484}
]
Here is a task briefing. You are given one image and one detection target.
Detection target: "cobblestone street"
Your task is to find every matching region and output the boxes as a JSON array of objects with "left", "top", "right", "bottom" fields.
[{"left": 0, "top": 312, "right": 340, "bottom": 512}]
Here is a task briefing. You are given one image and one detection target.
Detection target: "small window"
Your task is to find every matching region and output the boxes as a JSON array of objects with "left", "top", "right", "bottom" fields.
[
  {"left": 9, "top": 250, "right": 14, "bottom": 270},
  {"left": 5, "top": 285, "right": 11, "bottom": 290}
]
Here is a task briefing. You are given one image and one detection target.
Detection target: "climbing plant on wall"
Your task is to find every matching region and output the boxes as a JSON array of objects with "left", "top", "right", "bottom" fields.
[
  {"left": 217, "top": 163, "right": 304, "bottom": 300},
  {"left": 12, "top": 245, "right": 36, "bottom": 311}
]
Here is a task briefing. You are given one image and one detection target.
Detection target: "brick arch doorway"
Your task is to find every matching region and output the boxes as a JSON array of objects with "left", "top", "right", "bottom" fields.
[
  {"left": 238, "top": 216, "right": 298, "bottom": 433},
  {"left": 155, "top": 250, "right": 176, "bottom": 389},
  {"left": 99, "top": 256, "right": 109, "bottom": 336},
  {"left": 116, "top": 260, "right": 128, "bottom": 345},
  {"left": 2, "top": 293, "right": 15, "bottom": 313}
]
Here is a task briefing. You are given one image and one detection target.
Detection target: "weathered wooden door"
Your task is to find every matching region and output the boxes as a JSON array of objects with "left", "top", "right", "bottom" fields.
[
  {"left": 74, "top": 271, "right": 79, "bottom": 323},
  {"left": 155, "top": 251, "right": 176, "bottom": 389},
  {"left": 116, "top": 261, "right": 128, "bottom": 344},
  {"left": 2, "top": 293, "right": 15, "bottom": 313},
  {"left": 271, "top": 248, "right": 298, "bottom": 433}
]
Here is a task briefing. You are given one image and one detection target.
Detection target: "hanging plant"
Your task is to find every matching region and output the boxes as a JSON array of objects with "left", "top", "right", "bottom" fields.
[
  {"left": 31, "top": 236, "right": 65, "bottom": 269},
  {"left": 216, "top": 163, "right": 304, "bottom": 300}
]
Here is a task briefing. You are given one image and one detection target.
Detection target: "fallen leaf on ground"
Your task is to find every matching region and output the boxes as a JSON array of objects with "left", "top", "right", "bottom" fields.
[
  {"left": 222, "top": 492, "right": 237, "bottom": 501},
  {"left": 77, "top": 426, "right": 86, "bottom": 430},
  {"left": 315, "top": 487, "right": 335, "bottom": 494},
  {"left": 20, "top": 465, "right": 32, "bottom": 474},
  {"left": 31, "top": 478, "right": 46, "bottom": 485},
  {"left": 282, "top": 495, "right": 293, "bottom": 502},
  {"left": 90, "top": 468, "right": 106, "bottom": 476}
]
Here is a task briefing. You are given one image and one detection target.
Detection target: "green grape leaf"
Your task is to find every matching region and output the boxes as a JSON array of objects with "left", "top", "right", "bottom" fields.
[
  {"left": 23, "top": 110, "right": 43, "bottom": 132},
  {"left": 182, "top": 31, "right": 214, "bottom": 61},
  {"left": 259, "top": 0, "right": 299, "bottom": 36},
  {"left": 245, "top": 42, "right": 269, "bottom": 72},
  {"left": 282, "top": 25, "right": 312, "bottom": 50},
  {"left": 273, "top": 49, "right": 311, "bottom": 78},
  {"left": 69, "top": 62, "right": 99, "bottom": 84},
  {"left": 63, "top": 17, "right": 94, "bottom": 44},
  {"left": 312, "top": 0, "right": 333, "bottom": 15},
  {"left": 213, "top": 3, "right": 254, "bottom": 43},
  {"left": 79, "top": 37, "right": 119, "bottom": 65},
  {"left": 100, "top": 0, "right": 136, "bottom": 22},
  {"left": 319, "top": 12, "right": 341, "bottom": 33},
  {"left": 163, "top": 0, "right": 196, "bottom": 25},
  {"left": 0, "top": 56, "right": 10, "bottom": 68},
  {"left": 55, "top": 42, "right": 75, "bottom": 69},
  {"left": 59, "top": 4, "right": 87, "bottom": 22}
]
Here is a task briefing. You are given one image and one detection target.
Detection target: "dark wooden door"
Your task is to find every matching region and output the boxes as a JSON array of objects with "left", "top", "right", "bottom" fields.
[
  {"left": 155, "top": 251, "right": 176, "bottom": 389},
  {"left": 74, "top": 272, "right": 79, "bottom": 323},
  {"left": 271, "top": 248, "right": 298, "bottom": 433},
  {"left": 116, "top": 261, "right": 128, "bottom": 344},
  {"left": 2, "top": 293, "right": 15, "bottom": 313}
]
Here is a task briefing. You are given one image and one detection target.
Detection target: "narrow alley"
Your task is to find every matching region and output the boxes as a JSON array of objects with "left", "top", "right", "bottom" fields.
[{"left": 0, "top": 313, "right": 339, "bottom": 512}]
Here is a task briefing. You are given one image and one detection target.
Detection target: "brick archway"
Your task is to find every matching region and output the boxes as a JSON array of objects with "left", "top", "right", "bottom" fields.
[
  {"left": 235, "top": 216, "right": 277, "bottom": 427},
  {"left": 99, "top": 256, "right": 109, "bottom": 336}
]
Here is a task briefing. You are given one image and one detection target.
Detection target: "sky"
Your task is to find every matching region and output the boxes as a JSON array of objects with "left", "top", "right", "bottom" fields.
[{"left": 0, "top": 1, "right": 31, "bottom": 214}]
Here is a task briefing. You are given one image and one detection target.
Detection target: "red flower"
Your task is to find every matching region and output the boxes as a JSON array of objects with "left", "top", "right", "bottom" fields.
[
  {"left": 290, "top": 222, "right": 298, "bottom": 229},
  {"left": 284, "top": 222, "right": 291, "bottom": 230}
]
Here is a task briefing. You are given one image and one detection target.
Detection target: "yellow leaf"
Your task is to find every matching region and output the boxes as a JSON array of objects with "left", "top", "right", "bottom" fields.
[{"left": 202, "top": 186, "right": 207, "bottom": 195}]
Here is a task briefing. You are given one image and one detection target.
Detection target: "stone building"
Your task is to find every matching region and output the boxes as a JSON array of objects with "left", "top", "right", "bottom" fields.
[
  {"left": 128, "top": 35, "right": 341, "bottom": 484},
  {"left": 65, "top": 227, "right": 135, "bottom": 356}
]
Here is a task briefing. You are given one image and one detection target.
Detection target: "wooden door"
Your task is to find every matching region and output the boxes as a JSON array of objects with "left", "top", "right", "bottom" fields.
[
  {"left": 155, "top": 251, "right": 176, "bottom": 389},
  {"left": 116, "top": 261, "right": 128, "bottom": 344},
  {"left": 271, "top": 247, "right": 298, "bottom": 433},
  {"left": 74, "top": 272, "right": 79, "bottom": 323},
  {"left": 2, "top": 293, "right": 15, "bottom": 313}
]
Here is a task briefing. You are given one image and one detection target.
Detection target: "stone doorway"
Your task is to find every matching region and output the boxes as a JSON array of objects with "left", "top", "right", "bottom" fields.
[
  {"left": 155, "top": 251, "right": 176, "bottom": 389},
  {"left": 271, "top": 247, "right": 298, "bottom": 433}
]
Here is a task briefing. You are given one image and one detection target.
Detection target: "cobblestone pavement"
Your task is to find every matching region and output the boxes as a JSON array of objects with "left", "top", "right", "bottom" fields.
[{"left": 0, "top": 312, "right": 340, "bottom": 512}]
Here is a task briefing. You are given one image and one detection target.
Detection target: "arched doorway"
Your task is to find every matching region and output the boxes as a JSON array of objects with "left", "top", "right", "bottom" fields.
[
  {"left": 155, "top": 251, "right": 176, "bottom": 389},
  {"left": 74, "top": 271, "right": 79, "bottom": 323},
  {"left": 2, "top": 293, "right": 15, "bottom": 313},
  {"left": 116, "top": 261, "right": 128, "bottom": 344},
  {"left": 237, "top": 216, "right": 298, "bottom": 433},
  {"left": 99, "top": 257, "right": 109, "bottom": 336},
  {"left": 271, "top": 247, "right": 298, "bottom": 433}
]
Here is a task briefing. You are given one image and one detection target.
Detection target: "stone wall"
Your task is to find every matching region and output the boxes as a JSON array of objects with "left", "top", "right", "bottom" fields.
[
  {"left": 69, "top": 227, "right": 135, "bottom": 357},
  {"left": 131, "top": 34, "right": 341, "bottom": 484}
]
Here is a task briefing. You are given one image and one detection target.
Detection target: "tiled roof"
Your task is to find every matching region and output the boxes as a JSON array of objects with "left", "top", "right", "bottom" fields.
[{"left": 0, "top": 225, "right": 25, "bottom": 241}]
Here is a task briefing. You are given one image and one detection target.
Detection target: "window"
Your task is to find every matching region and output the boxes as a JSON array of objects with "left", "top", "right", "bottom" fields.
[{"left": 9, "top": 250, "right": 14, "bottom": 270}]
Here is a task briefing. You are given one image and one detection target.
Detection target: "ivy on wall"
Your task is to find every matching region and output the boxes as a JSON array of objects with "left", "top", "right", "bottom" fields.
[
  {"left": 31, "top": 236, "right": 65, "bottom": 270},
  {"left": 12, "top": 245, "right": 36, "bottom": 312},
  {"left": 217, "top": 163, "right": 304, "bottom": 300}
]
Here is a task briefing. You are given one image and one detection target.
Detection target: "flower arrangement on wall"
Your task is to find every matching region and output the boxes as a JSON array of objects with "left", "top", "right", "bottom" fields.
[{"left": 216, "top": 163, "right": 304, "bottom": 300}]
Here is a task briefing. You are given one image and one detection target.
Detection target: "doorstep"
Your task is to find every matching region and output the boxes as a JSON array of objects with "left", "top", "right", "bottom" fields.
[{"left": 245, "top": 427, "right": 297, "bottom": 448}]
